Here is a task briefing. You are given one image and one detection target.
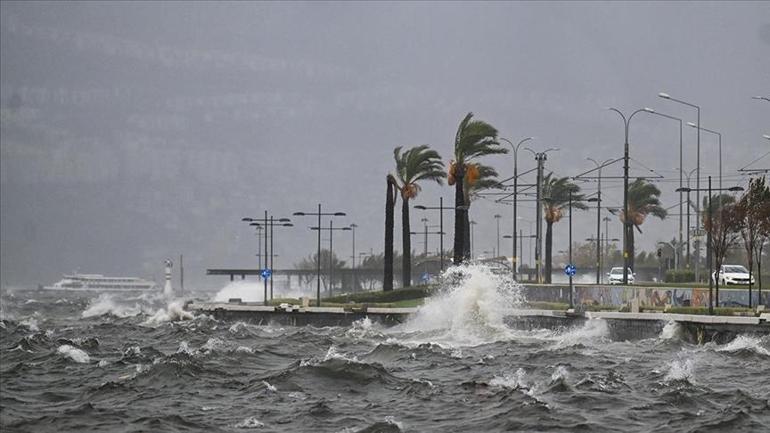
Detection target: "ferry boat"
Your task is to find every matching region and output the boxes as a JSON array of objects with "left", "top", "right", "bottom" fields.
[{"left": 44, "top": 274, "right": 157, "bottom": 292}]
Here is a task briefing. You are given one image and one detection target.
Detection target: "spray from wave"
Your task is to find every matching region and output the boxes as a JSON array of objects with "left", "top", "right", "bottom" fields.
[
  {"left": 395, "top": 264, "right": 523, "bottom": 346},
  {"left": 212, "top": 280, "right": 264, "bottom": 303}
]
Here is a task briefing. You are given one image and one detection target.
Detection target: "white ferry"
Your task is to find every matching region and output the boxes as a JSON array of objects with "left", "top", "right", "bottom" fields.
[{"left": 44, "top": 274, "right": 157, "bottom": 292}]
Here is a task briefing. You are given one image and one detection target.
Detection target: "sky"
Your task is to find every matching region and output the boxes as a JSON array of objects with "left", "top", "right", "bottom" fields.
[{"left": 1, "top": 1, "right": 768, "bottom": 290}]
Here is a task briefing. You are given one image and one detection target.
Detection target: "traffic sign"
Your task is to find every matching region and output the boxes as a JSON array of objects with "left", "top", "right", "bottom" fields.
[
  {"left": 261, "top": 268, "right": 272, "bottom": 279},
  {"left": 564, "top": 264, "right": 577, "bottom": 277}
]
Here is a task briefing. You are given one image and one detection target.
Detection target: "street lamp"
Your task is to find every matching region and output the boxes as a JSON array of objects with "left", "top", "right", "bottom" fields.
[
  {"left": 293, "top": 206, "right": 346, "bottom": 307},
  {"left": 752, "top": 96, "right": 770, "bottom": 102},
  {"left": 659, "top": 92, "right": 702, "bottom": 282},
  {"left": 310, "top": 222, "right": 351, "bottom": 297},
  {"left": 493, "top": 214, "right": 502, "bottom": 258},
  {"left": 687, "top": 122, "right": 722, "bottom": 192},
  {"left": 469, "top": 220, "right": 478, "bottom": 258},
  {"left": 414, "top": 198, "right": 467, "bottom": 272},
  {"left": 524, "top": 146, "right": 559, "bottom": 283},
  {"left": 248, "top": 218, "right": 293, "bottom": 301},
  {"left": 500, "top": 137, "right": 533, "bottom": 280},
  {"left": 349, "top": 223, "right": 358, "bottom": 292},
  {"left": 586, "top": 158, "right": 613, "bottom": 284},
  {"left": 676, "top": 179, "right": 744, "bottom": 314},
  {"left": 643, "top": 107, "right": 685, "bottom": 266},
  {"left": 606, "top": 106, "right": 648, "bottom": 285},
  {"left": 679, "top": 167, "right": 698, "bottom": 269}
]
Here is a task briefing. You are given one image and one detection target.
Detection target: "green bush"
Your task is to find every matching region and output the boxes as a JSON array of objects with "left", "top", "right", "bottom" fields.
[{"left": 664, "top": 269, "right": 695, "bottom": 283}]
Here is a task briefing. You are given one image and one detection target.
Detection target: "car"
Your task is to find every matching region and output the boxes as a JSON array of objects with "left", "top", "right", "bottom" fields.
[
  {"left": 712, "top": 265, "right": 755, "bottom": 286},
  {"left": 607, "top": 267, "right": 635, "bottom": 285}
]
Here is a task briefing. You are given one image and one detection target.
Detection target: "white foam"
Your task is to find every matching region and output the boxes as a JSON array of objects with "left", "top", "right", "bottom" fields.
[
  {"left": 20, "top": 317, "right": 39, "bottom": 332},
  {"left": 717, "top": 335, "right": 770, "bottom": 356},
  {"left": 550, "top": 365, "right": 570, "bottom": 382},
  {"left": 262, "top": 381, "right": 277, "bottom": 392},
  {"left": 57, "top": 344, "right": 90, "bottom": 363},
  {"left": 142, "top": 300, "right": 195, "bottom": 326},
  {"left": 660, "top": 321, "right": 680, "bottom": 340},
  {"left": 233, "top": 416, "right": 264, "bottom": 429},
  {"left": 490, "top": 367, "right": 528, "bottom": 389},
  {"left": 664, "top": 358, "right": 695, "bottom": 382},
  {"left": 551, "top": 318, "right": 609, "bottom": 349},
  {"left": 212, "top": 281, "right": 264, "bottom": 303},
  {"left": 235, "top": 346, "right": 254, "bottom": 354},
  {"left": 395, "top": 264, "right": 523, "bottom": 347},
  {"left": 82, "top": 294, "right": 145, "bottom": 318}
]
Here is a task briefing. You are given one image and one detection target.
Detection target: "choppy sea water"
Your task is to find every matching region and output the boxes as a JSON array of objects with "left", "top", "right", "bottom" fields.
[{"left": 2, "top": 266, "right": 769, "bottom": 433}]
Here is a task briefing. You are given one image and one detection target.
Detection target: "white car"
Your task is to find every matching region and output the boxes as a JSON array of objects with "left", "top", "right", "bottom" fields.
[
  {"left": 712, "top": 265, "right": 755, "bottom": 286},
  {"left": 607, "top": 267, "right": 635, "bottom": 285}
]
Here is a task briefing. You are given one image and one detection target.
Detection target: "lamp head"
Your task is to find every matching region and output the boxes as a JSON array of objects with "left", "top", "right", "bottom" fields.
[
  {"left": 414, "top": 205, "right": 427, "bottom": 210},
  {"left": 675, "top": 187, "right": 691, "bottom": 193},
  {"left": 293, "top": 212, "right": 305, "bottom": 216},
  {"left": 242, "top": 217, "right": 254, "bottom": 222},
  {"left": 658, "top": 92, "right": 671, "bottom": 99},
  {"left": 728, "top": 186, "right": 744, "bottom": 192},
  {"left": 333, "top": 212, "right": 346, "bottom": 216},
  {"left": 644, "top": 107, "right": 655, "bottom": 113},
  {"left": 687, "top": 122, "right": 697, "bottom": 128},
  {"left": 278, "top": 218, "right": 291, "bottom": 222}
]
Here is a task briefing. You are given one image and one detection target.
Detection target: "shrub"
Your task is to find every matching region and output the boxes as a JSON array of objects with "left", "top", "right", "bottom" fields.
[{"left": 664, "top": 269, "right": 695, "bottom": 283}]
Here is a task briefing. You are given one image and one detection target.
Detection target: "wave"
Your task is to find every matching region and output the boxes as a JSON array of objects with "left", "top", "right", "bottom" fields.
[
  {"left": 716, "top": 335, "right": 770, "bottom": 356},
  {"left": 57, "top": 344, "right": 90, "bottom": 363},
  {"left": 663, "top": 358, "right": 695, "bottom": 383},
  {"left": 394, "top": 264, "right": 523, "bottom": 347},
  {"left": 212, "top": 280, "right": 264, "bottom": 303},
  {"left": 142, "top": 300, "right": 194, "bottom": 326},
  {"left": 232, "top": 416, "right": 265, "bottom": 429},
  {"left": 81, "top": 294, "right": 149, "bottom": 318}
]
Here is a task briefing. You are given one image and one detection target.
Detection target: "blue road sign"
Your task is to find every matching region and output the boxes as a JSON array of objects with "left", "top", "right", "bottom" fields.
[
  {"left": 420, "top": 272, "right": 430, "bottom": 283},
  {"left": 564, "top": 264, "right": 577, "bottom": 277},
  {"left": 261, "top": 268, "right": 272, "bottom": 279}
]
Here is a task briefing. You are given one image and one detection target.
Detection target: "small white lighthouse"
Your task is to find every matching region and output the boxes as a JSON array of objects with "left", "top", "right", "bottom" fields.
[{"left": 163, "top": 258, "right": 174, "bottom": 297}]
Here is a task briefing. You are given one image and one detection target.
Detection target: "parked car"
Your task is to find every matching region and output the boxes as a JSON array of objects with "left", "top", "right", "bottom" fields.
[
  {"left": 712, "top": 265, "right": 755, "bottom": 285},
  {"left": 607, "top": 267, "right": 635, "bottom": 285}
]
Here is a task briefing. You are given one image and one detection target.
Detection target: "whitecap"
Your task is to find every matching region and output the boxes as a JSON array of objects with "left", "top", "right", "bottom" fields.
[
  {"left": 57, "top": 344, "right": 89, "bottom": 363},
  {"left": 233, "top": 416, "right": 264, "bottom": 429},
  {"left": 660, "top": 321, "right": 681, "bottom": 340},
  {"left": 664, "top": 358, "right": 695, "bottom": 382},
  {"left": 490, "top": 367, "right": 528, "bottom": 389},
  {"left": 717, "top": 335, "right": 770, "bottom": 356},
  {"left": 262, "top": 381, "right": 277, "bottom": 392}
]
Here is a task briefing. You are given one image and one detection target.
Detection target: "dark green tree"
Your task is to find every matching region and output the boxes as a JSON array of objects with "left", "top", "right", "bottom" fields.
[
  {"left": 620, "top": 178, "right": 668, "bottom": 271},
  {"left": 541, "top": 173, "right": 587, "bottom": 283},
  {"left": 393, "top": 145, "right": 444, "bottom": 287},
  {"left": 448, "top": 112, "right": 506, "bottom": 264}
]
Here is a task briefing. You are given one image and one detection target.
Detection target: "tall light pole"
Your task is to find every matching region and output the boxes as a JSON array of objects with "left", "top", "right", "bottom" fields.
[
  {"left": 310, "top": 221, "right": 352, "bottom": 297},
  {"left": 643, "top": 107, "right": 684, "bottom": 267},
  {"left": 680, "top": 167, "right": 698, "bottom": 270},
  {"left": 247, "top": 217, "right": 293, "bottom": 301},
  {"left": 293, "top": 206, "right": 346, "bottom": 307},
  {"left": 501, "top": 137, "right": 533, "bottom": 280},
  {"left": 587, "top": 158, "right": 613, "bottom": 284},
  {"left": 493, "top": 214, "right": 502, "bottom": 258},
  {"left": 607, "top": 107, "right": 647, "bottom": 284},
  {"left": 524, "top": 147, "right": 559, "bottom": 283},
  {"left": 350, "top": 223, "right": 358, "bottom": 292},
  {"left": 469, "top": 220, "right": 477, "bottom": 258},
  {"left": 659, "top": 92, "right": 701, "bottom": 282}
]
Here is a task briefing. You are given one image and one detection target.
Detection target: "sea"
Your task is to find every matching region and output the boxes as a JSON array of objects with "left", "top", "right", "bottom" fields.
[{"left": 1, "top": 265, "right": 769, "bottom": 432}]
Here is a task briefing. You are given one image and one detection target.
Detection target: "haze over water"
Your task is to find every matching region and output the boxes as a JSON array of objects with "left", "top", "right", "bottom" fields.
[{"left": 2, "top": 265, "right": 769, "bottom": 432}]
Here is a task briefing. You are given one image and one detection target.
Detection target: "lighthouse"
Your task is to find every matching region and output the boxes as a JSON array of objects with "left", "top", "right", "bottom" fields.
[{"left": 163, "top": 259, "right": 174, "bottom": 297}]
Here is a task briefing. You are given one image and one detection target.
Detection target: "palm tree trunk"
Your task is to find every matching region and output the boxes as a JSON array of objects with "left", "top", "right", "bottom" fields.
[
  {"left": 453, "top": 170, "right": 466, "bottom": 265},
  {"left": 402, "top": 196, "right": 412, "bottom": 288},
  {"left": 545, "top": 221, "right": 553, "bottom": 284},
  {"left": 384, "top": 176, "right": 396, "bottom": 291}
]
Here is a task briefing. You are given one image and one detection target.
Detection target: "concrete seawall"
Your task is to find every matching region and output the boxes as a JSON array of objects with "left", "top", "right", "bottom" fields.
[{"left": 186, "top": 302, "right": 770, "bottom": 344}]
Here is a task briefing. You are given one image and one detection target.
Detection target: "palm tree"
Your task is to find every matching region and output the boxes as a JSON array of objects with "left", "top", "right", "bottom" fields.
[
  {"left": 449, "top": 112, "right": 507, "bottom": 264},
  {"left": 384, "top": 174, "right": 398, "bottom": 291},
  {"left": 394, "top": 145, "right": 444, "bottom": 287},
  {"left": 462, "top": 164, "right": 504, "bottom": 259},
  {"left": 620, "top": 178, "right": 667, "bottom": 271},
  {"left": 541, "top": 173, "right": 587, "bottom": 283}
]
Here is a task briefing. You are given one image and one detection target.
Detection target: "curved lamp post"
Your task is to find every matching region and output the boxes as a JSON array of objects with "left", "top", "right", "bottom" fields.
[
  {"left": 293, "top": 206, "right": 346, "bottom": 306},
  {"left": 500, "top": 137, "right": 533, "bottom": 279}
]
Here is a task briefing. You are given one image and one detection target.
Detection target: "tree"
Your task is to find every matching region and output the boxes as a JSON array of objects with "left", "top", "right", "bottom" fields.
[
  {"left": 541, "top": 173, "right": 587, "bottom": 283},
  {"left": 448, "top": 112, "right": 506, "bottom": 264},
  {"left": 393, "top": 145, "right": 444, "bottom": 288},
  {"left": 384, "top": 174, "right": 398, "bottom": 291},
  {"left": 296, "top": 249, "right": 346, "bottom": 293},
  {"left": 736, "top": 176, "right": 767, "bottom": 307},
  {"left": 620, "top": 178, "right": 667, "bottom": 271},
  {"left": 704, "top": 194, "right": 740, "bottom": 307}
]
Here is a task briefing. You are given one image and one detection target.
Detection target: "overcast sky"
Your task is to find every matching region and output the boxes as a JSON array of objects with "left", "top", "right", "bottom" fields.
[{"left": 1, "top": 1, "right": 768, "bottom": 289}]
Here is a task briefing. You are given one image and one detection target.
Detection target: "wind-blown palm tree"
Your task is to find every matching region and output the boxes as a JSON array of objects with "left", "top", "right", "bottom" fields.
[
  {"left": 448, "top": 112, "right": 507, "bottom": 264},
  {"left": 621, "top": 178, "right": 667, "bottom": 271},
  {"left": 462, "top": 164, "right": 504, "bottom": 259},
  {"left": 384, "top": 174, "right": 398, "bottom": 291},
  {"left": 542, "top": 173, "right": 587, "bottom": 283},
  {"left": 394, "top": 145, "right": 444, "bottom": 287}
]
